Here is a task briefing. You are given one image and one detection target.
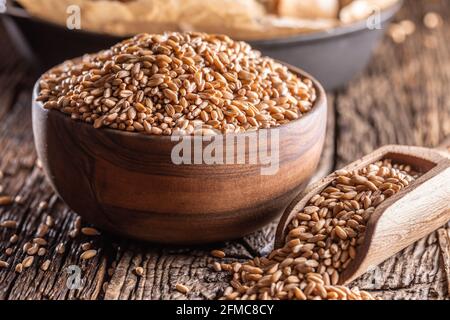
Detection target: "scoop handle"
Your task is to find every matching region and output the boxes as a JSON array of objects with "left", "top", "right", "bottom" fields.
[{"left": 340, "top": 159, "right": 450, "bottom": 284}]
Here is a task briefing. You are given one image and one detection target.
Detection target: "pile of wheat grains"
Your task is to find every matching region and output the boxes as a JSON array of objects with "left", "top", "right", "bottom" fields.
[
  {"left": 37, "top": 32, "right": 316, "bottom": 136},
  {"left": 218, "top": 159, "right": 420, "bottom": 300}
]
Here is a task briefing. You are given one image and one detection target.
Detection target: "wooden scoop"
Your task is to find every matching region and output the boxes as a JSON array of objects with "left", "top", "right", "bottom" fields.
[{"left": 275, "top": 144, "right": 450, "bottom": 285}]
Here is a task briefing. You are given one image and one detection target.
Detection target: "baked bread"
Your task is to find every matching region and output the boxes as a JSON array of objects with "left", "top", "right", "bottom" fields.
[
  {"left": 16, "top": 0, "right": 398, "bottom": 39},
  {"left": 277, "top": 0, "right": 340, "bottom": 19}
]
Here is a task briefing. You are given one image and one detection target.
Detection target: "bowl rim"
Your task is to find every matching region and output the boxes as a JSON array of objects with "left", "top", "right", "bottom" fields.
[
  {"left": 6, "top": 0, "right": 402, "bottom": 45},
  {"left": 33, "top": 62, "right": 327, "bottom": 141}
]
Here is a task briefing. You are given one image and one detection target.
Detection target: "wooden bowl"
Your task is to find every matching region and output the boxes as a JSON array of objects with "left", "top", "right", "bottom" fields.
[{"left": 32, "top": 65, "right": 327, "bottom": 244}]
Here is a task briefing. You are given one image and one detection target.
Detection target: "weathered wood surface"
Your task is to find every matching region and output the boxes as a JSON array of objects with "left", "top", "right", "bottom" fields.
[{"left": 0, "top": 0, "right": 449, "bottom": 300}]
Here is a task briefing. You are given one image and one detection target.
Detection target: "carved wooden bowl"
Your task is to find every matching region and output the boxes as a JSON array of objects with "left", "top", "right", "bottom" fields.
[{"left": 32, "top": 65, "right": 327, "bottom": 244}]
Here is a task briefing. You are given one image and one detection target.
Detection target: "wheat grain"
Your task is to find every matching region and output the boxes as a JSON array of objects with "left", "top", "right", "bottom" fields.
[
  {"left": 134, "top": 267, "right": 144, "bottom": 276},
  {"left": 9, "top": 234, "right": 19, "bottom": 244},
  {"left": 175, "top": 283, "right": 190, "bottom": 294},
  {"left": 33, "top": 237, "right": 48, "bottom": 246},
  {"left": 26, "top": 243, "right": 39, "bottom": 256},
  {"left": 56, "top": 243, "right": 65, "bottom": 255},
  {"left": 14, "top": 195, "right": 24, "bottom": 205},
  {"left": 211, "top": 250, "right": 226, "bottom": 259},
  {"left": 38, "top": 248, "right": 47, "bottom": 257},
  {"left": 81, "top": 242, "right": 92, "bottom": 251},
  {"left": 0, "top": 196, "right": 13, "bottom": 206},
  {"left": 80, "top": 249, "right": 97, "bottom": 260},
  {"left": 36, "top": 224, "right": 49, "bottom": 238},
  {"left": 37, "top": 32, "right": 317, "bottom": 136},
  {"left": 41, "top": 260, "right": 51, "bottom": 271},
  {"left": 22, "top": 256, "right": 34, "bottom": 268},
  {"left": 15, "top": 263, "right": 23, "bottom": 273},
  {"left": 0, "top": 220, "right": 17, "bottom": 229},
  {"left": 45, "top": 215, "right": 54, "bottom": 227},
  {"left": 81, "top": 227, "right": 101, "bottom": 236}
]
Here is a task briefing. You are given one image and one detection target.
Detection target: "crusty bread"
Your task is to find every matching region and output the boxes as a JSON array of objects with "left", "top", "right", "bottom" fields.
[
  {"left": 16, "top": 0, "right": 397, "bottom": 39},
  {"left": 277, "top": 0, "right": 340, "bottom": 19},
  {"left": 256, "top": 0, "right": 280, "bottom": 13}
]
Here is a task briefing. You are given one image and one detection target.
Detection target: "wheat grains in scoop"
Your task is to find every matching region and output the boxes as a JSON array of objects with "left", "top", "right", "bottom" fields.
[
  {"left": 220, "top": 160, "right": 420, "bottom": 300},
  {"left": 36, "top": 32, "right": 316, "bottom": 136}
]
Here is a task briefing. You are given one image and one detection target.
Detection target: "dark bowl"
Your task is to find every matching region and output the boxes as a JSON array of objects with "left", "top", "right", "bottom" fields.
[
  {"left": 32, "top": 63, "right": 327, "bottom": 245},
  {"left": 250, "top": 1, "right": 403, "bottom": 90},
  {"left": 1, "top": 0, "right": 402, "bottom": 90}
]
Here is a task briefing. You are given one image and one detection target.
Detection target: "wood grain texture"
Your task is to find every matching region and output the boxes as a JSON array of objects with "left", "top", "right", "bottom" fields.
[{"left": 0, "top": 0, "right": 449, "bottom": 300}]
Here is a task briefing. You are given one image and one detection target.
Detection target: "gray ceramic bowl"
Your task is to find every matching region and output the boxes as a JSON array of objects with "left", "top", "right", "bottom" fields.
[{"left": 250, "top": 1, "right": 403, "bottom": 89}]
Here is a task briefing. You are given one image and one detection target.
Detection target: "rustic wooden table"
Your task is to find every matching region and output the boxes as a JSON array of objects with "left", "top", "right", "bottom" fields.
[{"left": 0, "top": 0, "right": 449, "bottom": 300}]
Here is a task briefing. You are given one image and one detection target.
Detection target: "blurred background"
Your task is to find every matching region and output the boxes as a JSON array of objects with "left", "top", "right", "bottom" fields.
[{"left": 2, "top": 0, "right": 403, "bottom": 89}]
